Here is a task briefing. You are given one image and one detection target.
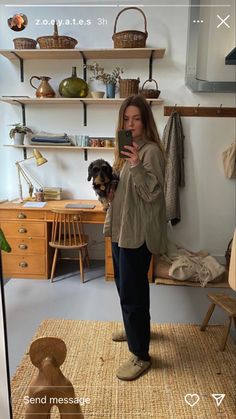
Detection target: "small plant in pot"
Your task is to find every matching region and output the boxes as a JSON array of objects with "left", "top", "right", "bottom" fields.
[
  {"left": 9, "top": 123, "right": 33, "bottom": 145},
  {"left": 85, "top": 62, "right": 124, "bottom": 98}
]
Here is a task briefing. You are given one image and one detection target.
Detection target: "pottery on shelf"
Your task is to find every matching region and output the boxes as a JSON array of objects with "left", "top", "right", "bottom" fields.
[
  {"left": 13, "top": 132, "right": 25, "bottom": 145},
  {"left": 106, "top": 83, "right": 116, "bottom": 98},
  {"left": 91, "top": 91, "right": 105, "bottom": 98},
  {"left": 30, "top": 76, "right": 56, "bottom": 98},
  {"left": 59, "top": 67, "right": 89, "bottom": 98}
]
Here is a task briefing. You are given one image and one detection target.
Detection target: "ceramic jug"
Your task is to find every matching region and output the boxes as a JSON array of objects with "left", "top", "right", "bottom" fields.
[
  {"left": 59, "top": 67, "right": 88, "bottom": 98},
  {"left": 30, "top": 76, "right": 56, "bottom": 98}
]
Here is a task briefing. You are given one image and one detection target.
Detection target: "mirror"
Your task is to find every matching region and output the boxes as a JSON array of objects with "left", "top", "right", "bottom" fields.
[{"left": 185, "top": 0, "right": 236, "bottom": 92}]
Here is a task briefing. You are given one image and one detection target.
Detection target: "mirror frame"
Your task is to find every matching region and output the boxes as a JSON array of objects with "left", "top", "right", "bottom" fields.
[
  {"left": 0, "top": 256, "right": 12, "bottom": 418},
  {"left": 185, "top": 0, "right": 236, "bottom": 92}
]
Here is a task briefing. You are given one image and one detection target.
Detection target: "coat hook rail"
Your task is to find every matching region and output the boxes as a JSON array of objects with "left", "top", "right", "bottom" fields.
[{"left": 164, "top": 106, "right": 236, "bottom": 118}]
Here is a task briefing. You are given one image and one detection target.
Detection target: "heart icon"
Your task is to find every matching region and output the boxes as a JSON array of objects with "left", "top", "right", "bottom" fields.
[{"left": 184, "top": 394, "right": 200, "bottom": 407}]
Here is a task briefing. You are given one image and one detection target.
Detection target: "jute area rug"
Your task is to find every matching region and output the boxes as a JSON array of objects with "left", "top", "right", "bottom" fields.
[{"left": 11, "top": 320, "right": 236, "bottom": 419}]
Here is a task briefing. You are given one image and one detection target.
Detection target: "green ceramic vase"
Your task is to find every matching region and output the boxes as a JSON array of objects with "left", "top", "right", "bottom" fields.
[{"left": 59, "top": 67, "right": 88, "bottom": 98}]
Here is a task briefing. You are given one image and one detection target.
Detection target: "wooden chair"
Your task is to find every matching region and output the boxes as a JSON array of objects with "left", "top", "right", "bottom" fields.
[
  {"left": 200, "top": 230, "right": 236, "bottom": 351},
  {"left": 49, "top": 210, "right": 89, "bottom": 283}
]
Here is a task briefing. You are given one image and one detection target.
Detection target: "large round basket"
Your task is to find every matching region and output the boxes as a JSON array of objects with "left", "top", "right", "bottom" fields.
[
  {"left": 139, "top": 79, "right": 161, "bottom": 99},
  {"left": 112, "top": 7, "right": 148, "bottom": 48},
  {"left": 13, "top": 37, "right": 37, "bottom": 49},
  {"left": 37, "top": 21, "right": 77, "bottom": 49},
  {"left": 119, "top": 78, "right": 140, "bottom": 98}
]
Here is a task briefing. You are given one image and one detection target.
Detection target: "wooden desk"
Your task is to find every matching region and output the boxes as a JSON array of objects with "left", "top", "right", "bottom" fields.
[
  {"left": 0, "top": 200, "right": 104, "bottom": 279},
  {"left": 0, "top": 200, "right": 153, "bottom": 281}
]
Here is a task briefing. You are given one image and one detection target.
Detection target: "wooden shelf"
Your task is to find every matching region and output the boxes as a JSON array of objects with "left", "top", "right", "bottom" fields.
[
  {"left": 5, "top": 145, "right": 115, "bottom": 150},
  {"left": 0, "top": 48, "right": 165, "bottom": 61},
  {"left": 0, "top": 97, "right": 164, "bottom": 105}
]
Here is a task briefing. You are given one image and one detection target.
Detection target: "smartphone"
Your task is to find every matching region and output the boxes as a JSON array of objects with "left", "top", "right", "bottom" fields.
[{"left": 118, "top": 130, "right": 133, "bottom": 158}]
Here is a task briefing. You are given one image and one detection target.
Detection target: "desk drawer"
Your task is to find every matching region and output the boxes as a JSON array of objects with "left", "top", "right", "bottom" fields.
[
  {"left": 2, "top": 254, "right": 46, "bottom": 275},
  {"left": 0, "top": 209, "right": 45, "bottom": 221},
  {"left": 1, "top": 222, "right": 45, "bottom": 237},
  {"left": 7, "top": 238, "right": 45, "bottom": 254}
]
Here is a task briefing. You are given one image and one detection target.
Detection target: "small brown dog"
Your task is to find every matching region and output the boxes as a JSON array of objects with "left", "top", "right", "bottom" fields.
[{"left": 87, "top": 159, "right": 119, "bottom": 210}]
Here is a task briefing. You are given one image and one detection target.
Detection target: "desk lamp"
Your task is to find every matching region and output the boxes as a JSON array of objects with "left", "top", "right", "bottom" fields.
[{"left": 15, "top": 149, "right": 48, "bottom": 202}]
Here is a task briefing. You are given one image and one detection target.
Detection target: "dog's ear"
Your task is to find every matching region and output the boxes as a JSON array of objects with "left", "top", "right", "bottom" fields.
[
  {"left": 107, "top": 163, "right": 113, "bottom": 180},
  {"left": 102, "top": 162, "right": 113, "bottom": 180},
  {"left": 87, "top": 162, "right": 94, "bottom": 181}
]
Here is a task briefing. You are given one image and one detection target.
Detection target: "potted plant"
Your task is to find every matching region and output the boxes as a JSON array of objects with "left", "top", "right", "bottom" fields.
[
  {"left": 9, "top": 123, "right": 33, "bottom": 145},
  {"left": 85, "top": 62, "right": 124, "bottom": 98}
]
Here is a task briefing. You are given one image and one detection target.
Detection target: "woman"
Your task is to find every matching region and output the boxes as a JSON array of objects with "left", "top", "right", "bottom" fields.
[{"left": 104, "top": 95, "right": 167, "bottom": 380}]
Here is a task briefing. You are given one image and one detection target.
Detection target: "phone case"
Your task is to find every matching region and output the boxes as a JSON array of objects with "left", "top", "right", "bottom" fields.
[{"left": 118, "top": 130, "right": 133, "bottom": 158}]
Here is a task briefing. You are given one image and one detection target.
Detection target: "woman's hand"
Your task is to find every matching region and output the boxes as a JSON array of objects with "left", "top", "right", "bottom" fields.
[
  {"left": 106, "top": 180, "right": 118, "bottom": 202},
  {"left": 121, "top": 142, "right": 140, "bottom": 167}
]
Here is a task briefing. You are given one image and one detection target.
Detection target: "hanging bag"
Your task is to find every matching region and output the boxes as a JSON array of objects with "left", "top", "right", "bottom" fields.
[{"left": 222, "top": 142, "right": 236, "bottom": 179}]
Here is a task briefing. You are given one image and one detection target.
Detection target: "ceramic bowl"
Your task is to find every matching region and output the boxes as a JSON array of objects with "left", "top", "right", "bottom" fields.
[{"left": 91, "top": 91, "right": 105, "bottom": 98}]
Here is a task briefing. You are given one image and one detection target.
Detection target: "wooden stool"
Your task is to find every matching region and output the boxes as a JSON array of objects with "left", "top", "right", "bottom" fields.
[
  {"left": 25, "top": 337, "right": 84, "bottom": 418},
  {"left": 200, "top": 293, "right": 236, "bottom": 351}
]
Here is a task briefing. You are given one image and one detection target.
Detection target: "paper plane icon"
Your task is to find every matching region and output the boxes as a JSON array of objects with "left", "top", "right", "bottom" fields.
[{"left": 211, "top": 394, "right": 225, "bottom": 406}]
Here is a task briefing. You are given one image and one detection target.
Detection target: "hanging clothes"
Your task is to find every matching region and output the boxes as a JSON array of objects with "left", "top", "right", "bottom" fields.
[
  {"left": 222, "top": 141, "right": 236, "bottom": 179},
  {"left": 162, "top": 111, "right": 185, "bottom": 225}
]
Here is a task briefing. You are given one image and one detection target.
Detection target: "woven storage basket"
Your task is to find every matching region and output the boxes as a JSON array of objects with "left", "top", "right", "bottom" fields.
[
  {"left": 225, "top": 238, "right": 233, "bottom": 270},
  {"left": 139, "top": 79, "right": 161, "bottom": 98},
  {"left": 139, "top": 79, "right": 161, "bottom": 99},
  {"left": 13, "top": 37, "right": 37, "bottom": 49},
  {"left": 112, "top": 7, "right": 148, "bottom": 48},
  {"left": 37, "top": 21, "right": 77, "bottom": 49},
  {"left": 119, "top": 78, "right": 140, "bottom": 98}
]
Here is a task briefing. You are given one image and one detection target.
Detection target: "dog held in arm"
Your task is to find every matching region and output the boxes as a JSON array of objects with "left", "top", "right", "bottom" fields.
[{"left": 87, "top": 159, "right": 119, "bottom": 210}]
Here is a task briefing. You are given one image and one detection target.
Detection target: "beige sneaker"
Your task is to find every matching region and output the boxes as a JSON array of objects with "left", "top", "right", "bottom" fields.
[
  {"left": 112, "top": 330, "right": 127, "bottom": 342},
  {"left": 116, "top": 355, "right": 151, "bottom": 381}
]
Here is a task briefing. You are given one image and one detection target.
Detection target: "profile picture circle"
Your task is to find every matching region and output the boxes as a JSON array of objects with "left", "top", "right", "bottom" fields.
[{"left": 8, "top": 14, "right": 28, "bottom": 32}]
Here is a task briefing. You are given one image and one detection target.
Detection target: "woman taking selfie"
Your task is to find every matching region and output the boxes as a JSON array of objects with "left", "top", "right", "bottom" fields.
[{"left": 104, "top": 94, "right": 167, "bottom": 380}]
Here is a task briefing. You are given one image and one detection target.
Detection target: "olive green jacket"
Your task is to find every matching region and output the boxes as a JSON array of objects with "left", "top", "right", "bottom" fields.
[{"left": 103, "top": 140, "right": 167, "bottom": 255}]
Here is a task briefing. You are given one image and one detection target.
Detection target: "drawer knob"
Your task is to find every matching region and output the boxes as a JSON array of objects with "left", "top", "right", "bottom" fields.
[
  {"left": 17, "top": 213, "right": 26, "bottom": 219},
  {"left": 19, "top": 261, "right": 28, "bottom": 268},
  {"left": 18, "top": 228, "right": 27, "bottom": 233},
  {"left": 19, "top": 244, "right": 28, "bottom": 250}
]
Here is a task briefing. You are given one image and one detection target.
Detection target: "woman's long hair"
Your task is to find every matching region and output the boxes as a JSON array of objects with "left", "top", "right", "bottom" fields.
[{"left": 113, "top": 95, "right": 166, "bottom": 172}]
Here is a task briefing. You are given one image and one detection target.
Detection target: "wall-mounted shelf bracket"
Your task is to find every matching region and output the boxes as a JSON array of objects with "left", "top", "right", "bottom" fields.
[
  {"left": 84, "top": 148, "right": 88, "bottom": 161},
  {"left": 80, "top": 100, "right": 87, "bottom": 126},
  {"left": 23, "top": 147, "right": 27, "bottom": 160},
  {"left": 10, "top": 51, "right": 24, "bottom": 82},
  {"left": 149, "top": 50, "right": 154, "bottom": 80},
  {"left": 13, "top": 100, "right": 26, "bottom": 125},
  {"left": 79, "top": 51, "right": 87, "bottom": 81}
]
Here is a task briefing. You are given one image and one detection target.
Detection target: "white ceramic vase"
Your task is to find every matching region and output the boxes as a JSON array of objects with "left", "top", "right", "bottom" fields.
[{"left": 14, "top": 132, "right": 25, "bottom": 145}]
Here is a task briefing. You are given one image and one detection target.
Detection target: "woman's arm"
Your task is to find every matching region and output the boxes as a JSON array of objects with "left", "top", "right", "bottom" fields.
[{"left": 130, "top": 146, "right": 165, "bottom": 202}]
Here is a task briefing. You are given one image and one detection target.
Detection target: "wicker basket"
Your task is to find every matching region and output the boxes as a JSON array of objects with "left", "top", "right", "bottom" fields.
[
  {"left": 37, "top": 20, "right": 77, "bottom": 49},
  {"left": 13, "top": 37, "right": 37, "bottom": 49},
  {"left": 112, "top": 7, "right": 148, "bottom": 48},
  {"left": 139, "top": 79, "right": 161, "bottom": 98},
  {"left": 225, "top": 238, "right": 233, "bottom": 270},
  {"left": 119, "top": 78, "right": 140, "bottom": 98}
]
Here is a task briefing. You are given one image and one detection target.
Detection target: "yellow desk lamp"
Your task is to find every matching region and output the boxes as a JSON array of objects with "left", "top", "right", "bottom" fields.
[{"left": 15, "top": 149, "right": 48, "bottom": 202}]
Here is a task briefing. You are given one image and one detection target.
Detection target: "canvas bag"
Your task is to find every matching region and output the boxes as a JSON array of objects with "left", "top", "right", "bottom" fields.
[{"left": 222, "top": 142, "right": 236, "bottom": 179}]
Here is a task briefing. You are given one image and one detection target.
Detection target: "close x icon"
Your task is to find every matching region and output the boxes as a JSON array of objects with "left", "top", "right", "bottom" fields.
[{"left": 217, "top": 14, "right": 230, "bottom": 28}]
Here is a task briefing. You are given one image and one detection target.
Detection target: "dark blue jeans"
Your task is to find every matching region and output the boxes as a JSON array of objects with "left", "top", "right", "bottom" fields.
[{"left": 112, "top": 242, "right": 152, "bottom": 361}]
